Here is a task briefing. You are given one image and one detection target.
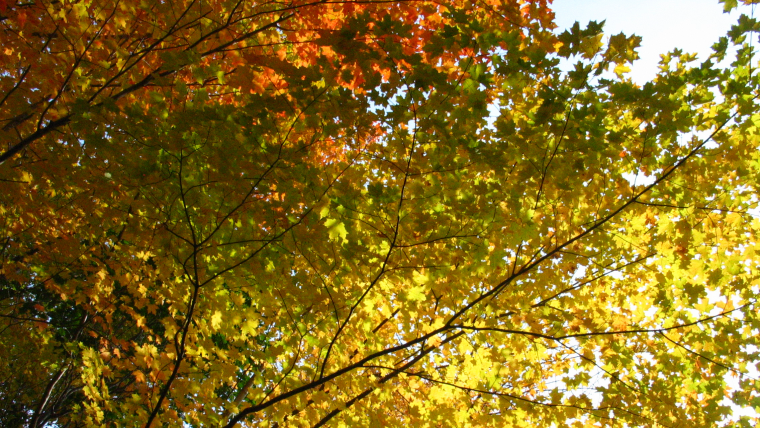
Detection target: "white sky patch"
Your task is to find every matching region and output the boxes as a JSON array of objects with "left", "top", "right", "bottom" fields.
[{"left": 551, "top": 0, "right": 754, "bottom": 85}]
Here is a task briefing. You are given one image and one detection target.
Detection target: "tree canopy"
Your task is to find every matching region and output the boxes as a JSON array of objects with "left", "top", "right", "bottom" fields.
[{"left": 1, "top": 0, "right": 759, "bottom": 426}]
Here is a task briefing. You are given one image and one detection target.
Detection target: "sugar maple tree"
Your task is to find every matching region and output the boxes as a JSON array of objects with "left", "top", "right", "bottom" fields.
[{"left": 1, "top": 0, "right": 760, "bottom": 426}]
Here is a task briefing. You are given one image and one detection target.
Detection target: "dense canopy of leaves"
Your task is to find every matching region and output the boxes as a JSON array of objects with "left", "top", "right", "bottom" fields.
[{"left": 1, "top": 0, "right": 759, "bottom": 426}]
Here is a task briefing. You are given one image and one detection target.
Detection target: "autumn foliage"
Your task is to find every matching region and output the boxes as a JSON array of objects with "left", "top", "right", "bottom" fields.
[{"left": 1, "top": 0, "right": 760, "bottom": 426}]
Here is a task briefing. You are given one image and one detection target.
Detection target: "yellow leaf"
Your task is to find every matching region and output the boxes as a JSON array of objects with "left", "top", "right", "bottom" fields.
[
  {"left": 614, "top": 63, "right": 631, "bottom": 76},
  {"left": 406, "top": 285, "right": 426, "bottom": 302},
  {"left": 211, "top": 311, "right": 222, "bottom": 330},
  {"left": 325, "top": 218, "right": 348, "bottom": 243}
]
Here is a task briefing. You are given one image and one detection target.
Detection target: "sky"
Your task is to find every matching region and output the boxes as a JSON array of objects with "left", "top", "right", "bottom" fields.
[{"left": 550, "top": 0, "right": 756, "bottom": 84}]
